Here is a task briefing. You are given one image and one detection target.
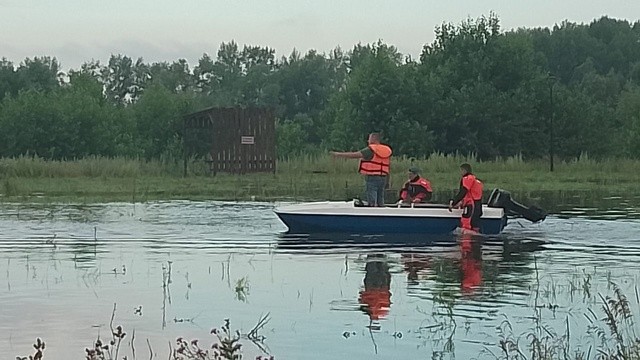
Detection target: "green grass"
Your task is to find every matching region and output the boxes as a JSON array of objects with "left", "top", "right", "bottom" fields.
[{"left": 0, "top": 153, "right": 638, "bottom": 203}]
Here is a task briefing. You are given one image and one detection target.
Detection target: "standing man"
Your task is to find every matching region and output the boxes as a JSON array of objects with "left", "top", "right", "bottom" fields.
[
  {"left": 330, "top": 133, "right": 392, "bottom": 207},
  {"left": 449, "top": 163, "right": 483, "bottom": 232}
]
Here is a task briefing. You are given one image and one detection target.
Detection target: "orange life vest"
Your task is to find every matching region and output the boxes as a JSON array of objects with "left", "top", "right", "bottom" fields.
[
  {"left": 401, "top": 177, "right": 432, "bottom": 201},
  {"left": 359, "top": 144, "right": 392, "bottom": 176},
  {"left": 462, "top": 174, "right": 483, "bottom": 205},
  {"left": 359, "top": 288, "right": 391, "bottom": 320},
  {"left": 407, "top": 177, "right": 432, "bottom": 193}
]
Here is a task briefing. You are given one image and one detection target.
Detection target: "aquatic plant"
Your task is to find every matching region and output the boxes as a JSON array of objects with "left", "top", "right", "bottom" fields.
[
  {"left": 171, "top": 316, "right": 272, "bottom": 360},
  {"left": 234, "top": 276, "right": 250, "bottom": 302},
  {"left": 84, "top": 304, "right": 126, "bottom": 360},
  {"left": 173, "top": 319, "right": 241, "bottom": 360},
  {"left": 481, "top": 272, "right": 640, "bottom": 360},
  {"left": 15, "top": 338, "right": 45, "bottom": 360}
]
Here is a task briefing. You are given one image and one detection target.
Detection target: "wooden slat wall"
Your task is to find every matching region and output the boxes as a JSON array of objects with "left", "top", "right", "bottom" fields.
[{"left": 185, "top": 107, "right": 274, "bottom": 175}]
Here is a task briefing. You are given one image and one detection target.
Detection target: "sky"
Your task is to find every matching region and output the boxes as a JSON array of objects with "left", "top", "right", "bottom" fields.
[{"left": 1, "top": 0, "right": 639, "bottom": 71}]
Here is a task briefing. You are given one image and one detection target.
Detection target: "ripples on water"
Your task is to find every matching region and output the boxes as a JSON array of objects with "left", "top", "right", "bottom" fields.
[{"left": 1, "top": 199, "right": 640, "bottom": 359}]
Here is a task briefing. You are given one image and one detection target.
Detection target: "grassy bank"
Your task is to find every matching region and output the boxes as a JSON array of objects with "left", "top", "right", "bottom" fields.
[{"left": 0, "top": 153, "right": 638, "bottom": 203}]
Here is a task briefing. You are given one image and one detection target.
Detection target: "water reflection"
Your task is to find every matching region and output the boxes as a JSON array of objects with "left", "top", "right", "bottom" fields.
[
  {"left": 3, "top": 199, "right": 640, "bottom": 360},
  {"left": 358, "top": 254, "right": 391, "bottom": 325},
  {"left": 460, "top": 233, "right": 482, "bottom": 294},
  {"left": 277, "top": 231, "right": 547, "bottom": 327},
  {"left": 276, "top": 232, "right": 458, "bottom": 252},
  {"left": 399, "top": 233, "right": 483, "bottom": 296}
]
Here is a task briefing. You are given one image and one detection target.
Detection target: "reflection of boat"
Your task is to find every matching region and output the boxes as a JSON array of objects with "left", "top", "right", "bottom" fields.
[
  {"left": 275, "top": 231, "right": 547, "bottom": 254},
  {"left": 274, "top": 189, "right": 546, "bottom": 235},
  {"left": 276, "top": 232, "right": 459, "bottom": 253}
]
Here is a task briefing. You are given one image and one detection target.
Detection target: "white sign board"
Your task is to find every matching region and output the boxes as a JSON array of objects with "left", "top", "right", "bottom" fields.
[{"left": 241, "top": 136, "right": 255, "bottom": 145}]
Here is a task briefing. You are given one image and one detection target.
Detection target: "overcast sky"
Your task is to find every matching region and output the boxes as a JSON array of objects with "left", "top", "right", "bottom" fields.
[{"left": 1, "top": 0, "right": 639, "bottom": 71}]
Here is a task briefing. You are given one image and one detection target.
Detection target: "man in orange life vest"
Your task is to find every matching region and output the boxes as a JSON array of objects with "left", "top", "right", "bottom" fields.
[
  {"left": 397, "top": 167, "right": 432, "bottom": 204},
  {"left": 330, "top": 133, "right": 392, "bottom": 207},
  {"left": 448, "top": 163, "right": 483, "bottom": 232}
]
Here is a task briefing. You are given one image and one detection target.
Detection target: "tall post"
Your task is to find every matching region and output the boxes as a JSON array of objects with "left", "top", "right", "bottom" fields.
[
  {"left": 548, "top": 75, "right": 556, "bottom": 172},
  {"left": 183, "top": 118, "right": 188, "bottom": 177}
]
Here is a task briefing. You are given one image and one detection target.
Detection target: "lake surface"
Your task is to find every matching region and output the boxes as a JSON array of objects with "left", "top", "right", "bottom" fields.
[{"left": 2, "top": 197, "right": 640, "bottom": 359}]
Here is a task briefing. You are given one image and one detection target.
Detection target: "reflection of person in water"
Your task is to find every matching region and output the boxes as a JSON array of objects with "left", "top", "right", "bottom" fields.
[
  {"left": 401, "top": 254, "right": 431, "bottom": 284},
  {"left": 460, "top": 233, "right": 483, "bottom": 294},
  {"left": 358, "top": 254, "right": 392, "bottom": 321},
  {"left": 399, "top": 235, "right": 483, "bottom": 295}
]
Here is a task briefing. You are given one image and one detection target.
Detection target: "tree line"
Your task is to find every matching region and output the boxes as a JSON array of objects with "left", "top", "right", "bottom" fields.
[{"left": 1, "top": 13, "right": 639, "bottom": 161}]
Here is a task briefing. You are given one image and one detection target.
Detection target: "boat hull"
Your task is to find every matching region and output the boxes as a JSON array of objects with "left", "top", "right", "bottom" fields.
[{"left": 274, "top": 201, "right": 507, "bottom": 235}]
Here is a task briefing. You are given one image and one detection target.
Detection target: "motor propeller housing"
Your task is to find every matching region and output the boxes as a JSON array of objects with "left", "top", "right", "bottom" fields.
[{"left": 487, "top": 188, "right": 547, "bottom": 223}]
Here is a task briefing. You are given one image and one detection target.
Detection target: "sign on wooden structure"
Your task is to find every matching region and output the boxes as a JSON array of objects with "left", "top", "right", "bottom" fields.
[
  {"left": 182, "top": 107, "right": 276, "bottom": 175},
  {"left": 241, "top": 136, "right": 255, "bottom": 145}
]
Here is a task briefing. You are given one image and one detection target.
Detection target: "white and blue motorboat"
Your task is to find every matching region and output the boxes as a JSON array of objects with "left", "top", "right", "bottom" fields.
[{"left": 274, "top": 189, "right": 546, "bottom": 235}]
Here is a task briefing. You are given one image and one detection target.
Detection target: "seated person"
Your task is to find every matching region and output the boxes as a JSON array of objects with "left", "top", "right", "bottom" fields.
[{"left": 398, "top": 167, "right": 433, "bottom": 204}]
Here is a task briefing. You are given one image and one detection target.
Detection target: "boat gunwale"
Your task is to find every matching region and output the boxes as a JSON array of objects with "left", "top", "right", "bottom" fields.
[{"left": 274, "top": 201, "right": 505, "bottom": 220}]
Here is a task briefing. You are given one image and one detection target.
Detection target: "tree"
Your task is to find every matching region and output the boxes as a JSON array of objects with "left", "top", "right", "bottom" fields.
[
  {"left": 102, "top": 55, "right": 150, "bottom": 105},
  {"left": 276, "top": 49, "right": 347, "bottom": 144},
  {"left": 324, "top": 41, "right": 433, "bottom": 156},
  {"left": 148, "top": 59, "right": 194, "bottom": 94},
  {"left": 0, "top": 58, "right": 18, "bottom": 101},
  {"left": 617, "top": 86, "right": 640, "bottom": 157},
  {"left": 132, "top": 83, "right": 197, "bottom": 159},
  {"left": 0, "top": 75, "right": 126, "bottom": 159},
  {"left": 1, "top": 13, "right": 640, "bottom": 161},
  {"left": 276, "top": 115, "right": 310, "bottom": 158},
  {"left": 16, "top": 56, "right": 63, "bottom": 93},
  {"left": 417, "top": 13, "right": 547, "bottom": 158}
]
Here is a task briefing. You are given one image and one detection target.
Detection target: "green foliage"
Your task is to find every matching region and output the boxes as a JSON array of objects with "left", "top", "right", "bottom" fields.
[
  {"left": 133, "top": 83, "right": 197, "bottom": 159},
  {"left": 276, "top": 116, "right": 310, "bottom": 158},
  {"left": 618, "top": 86, "right": 640, "bottom": 157},
  {"left": 0, "top": 58, "right": 19, "bottom": 102},
  {"left": 0, "top": 14, "right": 639, "bottom": 161},
  {"left": 0, "top": 73, "right": 131, "bottom": 159},
  {"left": 325, "top": 41, "right": 424, "bottom": 152}
]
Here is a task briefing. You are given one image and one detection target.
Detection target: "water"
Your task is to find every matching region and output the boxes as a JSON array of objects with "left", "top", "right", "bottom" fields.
[{"left": 1, "top": 197, "right": 640, "bottom": 359}]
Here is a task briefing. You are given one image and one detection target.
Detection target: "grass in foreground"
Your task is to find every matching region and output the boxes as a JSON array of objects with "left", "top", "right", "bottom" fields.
[{"left": 0, "top": 153, "right": 639, "bottom": 203}]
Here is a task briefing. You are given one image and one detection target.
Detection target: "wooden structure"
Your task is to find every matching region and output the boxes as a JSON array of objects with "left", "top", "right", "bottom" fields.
[{"left": 182, "top": 107, "right": 276, "bottom": 176}]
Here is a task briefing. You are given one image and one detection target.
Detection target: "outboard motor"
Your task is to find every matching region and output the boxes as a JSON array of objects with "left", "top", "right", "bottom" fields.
[{"left": 487, "top": 189, "right": 547, "bottom": 223}]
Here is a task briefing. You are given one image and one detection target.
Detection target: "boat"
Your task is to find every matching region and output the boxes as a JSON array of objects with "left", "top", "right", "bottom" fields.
[{"left": 273, "top": 188, "right": 546, "bottom": 235}]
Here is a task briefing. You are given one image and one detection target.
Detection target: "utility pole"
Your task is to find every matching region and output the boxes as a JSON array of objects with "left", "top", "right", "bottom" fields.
[{"left": 548, "top": 74, "right": 556, "bottom": 172}]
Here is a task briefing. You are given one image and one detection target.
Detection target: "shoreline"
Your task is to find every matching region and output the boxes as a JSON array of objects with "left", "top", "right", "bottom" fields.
[
  {"left": 1, "top": 155, "right": 639, "bottom": 204},
  {"left": 0, "top": 175, "right": 635, "bottom": 207}
]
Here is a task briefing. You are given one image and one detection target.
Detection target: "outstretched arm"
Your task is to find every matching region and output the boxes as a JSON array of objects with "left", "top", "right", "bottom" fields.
[{"left": 330, "top": 151, "right": 364, "bottom": 159}]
